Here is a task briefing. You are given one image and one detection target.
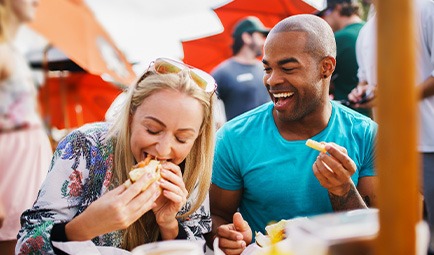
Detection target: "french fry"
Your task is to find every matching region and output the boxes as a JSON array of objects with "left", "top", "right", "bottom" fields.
[{"left": 305, "top": 139, "right": 327, "bottom": 153}]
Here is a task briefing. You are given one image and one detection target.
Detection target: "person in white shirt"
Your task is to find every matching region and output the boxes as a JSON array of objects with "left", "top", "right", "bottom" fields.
[{"left": 348, "top": 1, "right": 434, "bottom": 252}]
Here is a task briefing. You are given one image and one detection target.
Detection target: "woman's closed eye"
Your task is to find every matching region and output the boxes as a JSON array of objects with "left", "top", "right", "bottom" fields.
[
  {"left": 147, "top": 128, "right": 161, "bottom": 135},
  {"left": 175, "top": 133, "right": 196, "bottom": 144}
]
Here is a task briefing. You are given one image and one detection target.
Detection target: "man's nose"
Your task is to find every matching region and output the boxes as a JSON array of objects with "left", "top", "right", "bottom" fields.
[{"left": 265, "top": 71, "right": 284, "bottom": 87}]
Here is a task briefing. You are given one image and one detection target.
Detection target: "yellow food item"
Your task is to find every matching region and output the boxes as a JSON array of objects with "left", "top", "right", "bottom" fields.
[
  {"left": 305, "top": 139, "right": 327, "bottom": 153},
  {"left": 265, "top": 220, "right": 288, "bottom": 244}
]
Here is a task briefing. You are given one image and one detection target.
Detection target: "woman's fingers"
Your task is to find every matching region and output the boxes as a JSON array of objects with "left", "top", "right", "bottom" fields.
[
  {"left": 159, "top": 162, "right": 188, "bottom": 202},
  {"left": 120, "top": 172, "right": 157, "bottom": 202},
  {"left": 127, "top": 182, "right": 161, "bottom": 214}
]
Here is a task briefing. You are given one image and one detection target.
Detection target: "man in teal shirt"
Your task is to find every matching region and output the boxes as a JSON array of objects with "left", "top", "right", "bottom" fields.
[
  {"left": 206, "top": 14, "right": 378, "bottom": 255},
  {"left": 318, "top": 0, "right": 371, "bottom": 118}
]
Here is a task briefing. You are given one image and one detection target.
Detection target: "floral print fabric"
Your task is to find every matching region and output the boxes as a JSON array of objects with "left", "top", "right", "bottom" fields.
[{"left": 16, "top": 122, "right": 211, "bottom": 254}]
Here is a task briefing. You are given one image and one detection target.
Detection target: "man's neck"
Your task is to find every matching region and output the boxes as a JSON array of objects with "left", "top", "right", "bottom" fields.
[
  {"left": 338, "top": 15, "right": 363, "bottom": 30},
  {"left": 233, "top": 47, "right": 260, "bottom": 65},
  {"left": 273, "top": 100, "right": 333, "bottom": 141}
]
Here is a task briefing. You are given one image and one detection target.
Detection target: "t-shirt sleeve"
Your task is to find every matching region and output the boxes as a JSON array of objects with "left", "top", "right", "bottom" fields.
[
  {"left": 211, "top": 127, "right": 243, "bottom": 190},
  {"left": 358, "top": 120, "right": 378, "bottom": 178}
]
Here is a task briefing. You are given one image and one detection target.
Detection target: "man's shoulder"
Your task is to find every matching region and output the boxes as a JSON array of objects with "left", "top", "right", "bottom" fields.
[
  {"left": 335, "top": 22, "right": 365, "bottom": 40},
  {"left": 332, "top": 101, "right": 376, "bottom": 125}
]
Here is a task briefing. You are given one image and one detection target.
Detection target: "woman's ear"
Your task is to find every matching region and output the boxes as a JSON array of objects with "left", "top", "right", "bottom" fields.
[{"left": 321, "top": 56, "right": 336, "bottom": 79}]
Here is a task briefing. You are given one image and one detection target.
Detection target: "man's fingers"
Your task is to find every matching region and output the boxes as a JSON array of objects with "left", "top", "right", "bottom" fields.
[
  {"left": 233, "top": 212, "right": 249, "bottom": 232},
  {"left": 218, "top": 236, "right": 246, "bottom": 255},
  {"left": 217, "top": 224, "right": 243, "bottom": 241},
  {"left": 324, "top": 145, "right": 356, "bottom": 174}
]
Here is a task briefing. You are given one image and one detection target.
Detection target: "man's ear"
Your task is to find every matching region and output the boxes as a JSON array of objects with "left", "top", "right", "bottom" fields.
[{"left": 321, "top": 56, "right": 336, "bottom": 78}]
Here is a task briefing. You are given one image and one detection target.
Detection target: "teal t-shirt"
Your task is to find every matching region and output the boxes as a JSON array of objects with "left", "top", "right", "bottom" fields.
[{"left": 212, "top": 101, "right": 377, "bottom": 237}]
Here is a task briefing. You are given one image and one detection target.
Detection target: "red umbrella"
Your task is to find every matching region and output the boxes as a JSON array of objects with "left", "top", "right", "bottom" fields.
[
  {"left": 39, "top": 72, "right": 123, "bottom": 130},
  {"left": 182, "top": 0, "right": 319, "bottom": 73}
]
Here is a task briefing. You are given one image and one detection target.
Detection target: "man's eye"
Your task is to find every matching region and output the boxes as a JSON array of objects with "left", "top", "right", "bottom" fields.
[{"left": 282, "top": 67, "right": 295, "bottom": 72}]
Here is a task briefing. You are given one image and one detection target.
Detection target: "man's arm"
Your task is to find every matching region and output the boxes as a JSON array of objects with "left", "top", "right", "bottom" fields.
[
  {"left": 328, "top": 176, "right": 377, "bottom": 211},
  {"left": 313, "top": 143, "right": 376, "bottom": 211},
  {"left": 419, "top": 76, "right": 434, "bottom": 99},
  {"left": 204, "top": 184, "right": 241, "bottom": 248}
]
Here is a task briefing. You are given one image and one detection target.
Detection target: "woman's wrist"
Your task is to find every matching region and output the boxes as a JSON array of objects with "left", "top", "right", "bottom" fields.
[
  {"left": 158, "top": 219, "right": 179, "bottom": 240},
  {"left": 65, "top": 214, "right": 95, "bottom": 241}
]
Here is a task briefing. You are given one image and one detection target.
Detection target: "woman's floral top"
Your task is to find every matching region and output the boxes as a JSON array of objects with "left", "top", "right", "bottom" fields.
[{"left": 16, "top": 122, "right": 211, "bottom": 254}]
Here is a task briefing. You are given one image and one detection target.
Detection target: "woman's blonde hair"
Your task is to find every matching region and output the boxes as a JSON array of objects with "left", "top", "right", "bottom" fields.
[
  {"left": 107, "top": 68, "right": 215, "bottom": 250},
  {"left": 0, "top": 0, "right": 12, "bottom": 42}
]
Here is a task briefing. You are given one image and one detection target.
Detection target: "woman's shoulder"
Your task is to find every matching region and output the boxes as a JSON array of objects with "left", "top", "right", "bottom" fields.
[{"left": 56, "top": 122, "right": 112, "bottom": 150}]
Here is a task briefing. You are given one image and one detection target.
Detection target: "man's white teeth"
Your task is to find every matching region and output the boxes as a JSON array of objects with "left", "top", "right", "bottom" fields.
[{"left": 273, "top": 92, "right": 294, "bottom": 98}]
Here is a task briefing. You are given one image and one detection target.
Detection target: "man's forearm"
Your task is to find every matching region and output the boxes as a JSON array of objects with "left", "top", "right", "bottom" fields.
[
  {"left": 419, "top": 76, "right": 434, "bottom": 99},
  {"left": 328, "top": 183, "right": 368, "bottom": 211}
]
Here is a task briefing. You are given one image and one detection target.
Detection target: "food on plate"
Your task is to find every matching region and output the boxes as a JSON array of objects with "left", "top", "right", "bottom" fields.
[
  {"left": 255, "top": 217, "right": 309, "bottom": 248},
  {"left": 305, "top": 139, "right": 327, "bottom": 153},
  {"left": 255, "top": 219, "right": 289, "bottom": 247},
  {"left": 124, "top": 155, "right": 162, "bottom": 191}
]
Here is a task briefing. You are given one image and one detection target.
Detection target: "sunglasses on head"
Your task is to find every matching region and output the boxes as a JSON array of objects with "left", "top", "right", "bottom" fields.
[{"left": 142, "top": 58, "right": 216, "bottom": 93}]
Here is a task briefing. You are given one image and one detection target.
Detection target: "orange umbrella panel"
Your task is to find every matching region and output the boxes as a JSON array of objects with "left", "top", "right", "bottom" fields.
[
  {"left": 30, "top": 0, "right": 137, "bottom": 86},
  {"left": 39, "top": 72, "right": 123, "bottom": 130}
]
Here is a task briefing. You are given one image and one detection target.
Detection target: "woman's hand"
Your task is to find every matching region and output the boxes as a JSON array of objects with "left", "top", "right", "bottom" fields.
[
  {"left": 152, "top": 161, "right": 188, "bottom": 239},
  {"left": 65, "top": 172, "right": 161, "bottom": 241}
]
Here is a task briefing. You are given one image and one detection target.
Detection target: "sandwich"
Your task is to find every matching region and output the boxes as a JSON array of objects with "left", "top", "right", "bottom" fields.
[{"left": 124, "top": 155, "right": 162, "bottom": 191}]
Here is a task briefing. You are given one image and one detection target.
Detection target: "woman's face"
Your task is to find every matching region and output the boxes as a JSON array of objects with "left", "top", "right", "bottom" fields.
[
  {"left": 130, "top": 89, "right": 204, "bottom": 165},
  {"left": 12, "top": 0, "right": 39, "bottom": 23}
]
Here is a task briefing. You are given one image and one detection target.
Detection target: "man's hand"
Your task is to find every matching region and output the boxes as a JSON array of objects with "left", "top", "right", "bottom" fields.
[
  {"left": 313, "top": 143, "right": 367, "bottom": 211},
  {"left": 216, "top": 212, "right": 252, "bottom": 255},
  {"left": 348, "top": 83, "right": 377, "bottom": 109}
]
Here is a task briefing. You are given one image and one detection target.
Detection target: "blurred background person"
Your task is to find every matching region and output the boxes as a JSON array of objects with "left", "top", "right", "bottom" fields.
[
  {"left": 348, "top": 0, "right": 434, "bottom": 253},
  {"left": 318, "top": 0, "right": 371, "bottom": 118},
  {"left": 0, "top": 0, "right": 53, "bottom": 254},
  {"left": 211, "top": 16, "right": 271, "bottom": 121},
  {"left": 0, "top": 202, "right": 5, "bottom": 229}
]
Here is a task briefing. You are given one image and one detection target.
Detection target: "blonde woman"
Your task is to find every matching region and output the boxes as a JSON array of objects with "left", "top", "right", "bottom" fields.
[
  {"left": 0, "top": 0, "right": 52, "bottom": 254},
  {"left": 16, "top": 58, "right": 216, "bottom": 254}
]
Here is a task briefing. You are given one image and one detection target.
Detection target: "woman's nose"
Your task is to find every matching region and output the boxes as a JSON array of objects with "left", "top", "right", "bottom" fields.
[{"left": 155, "top": 135, "right": 172, "bottom": 158}]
